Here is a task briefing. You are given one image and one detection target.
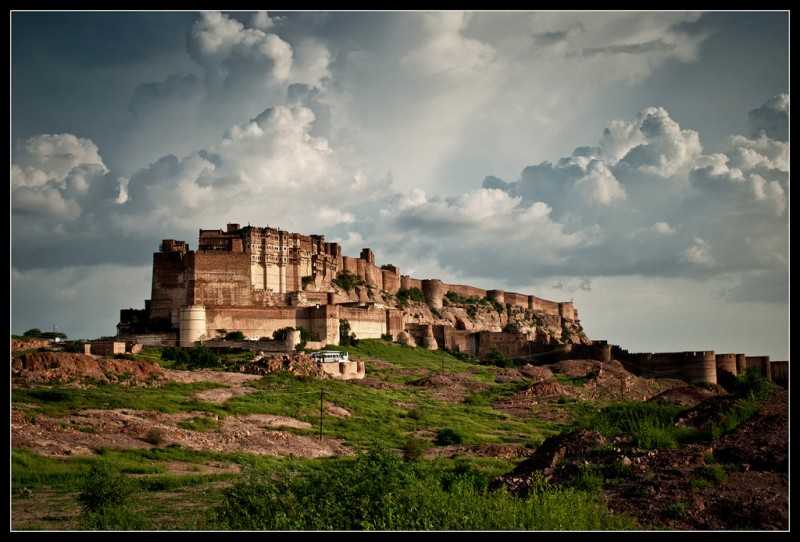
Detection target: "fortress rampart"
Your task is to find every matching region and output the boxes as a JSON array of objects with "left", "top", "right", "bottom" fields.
[{"left": 120, "top": 223, "right": 579, "bottom": 348}]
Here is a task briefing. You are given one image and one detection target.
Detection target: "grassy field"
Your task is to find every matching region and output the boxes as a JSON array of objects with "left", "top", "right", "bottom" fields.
[{"left": 12, "top": 339, "right": 640, "bottom": 530}]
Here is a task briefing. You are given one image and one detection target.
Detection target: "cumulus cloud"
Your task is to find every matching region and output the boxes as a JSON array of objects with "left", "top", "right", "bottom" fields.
[
  {"left": 747, "top": 93, "right": 788, "bottom": 141},
  {"left": 11, "top": 134, "right": 109, "bottom": 219},
  {"left": 474, "top": 95, "right": 786, "bottom": 288},
  {"left": 188, "top": 11, "right": 293, "bottom": 82}
]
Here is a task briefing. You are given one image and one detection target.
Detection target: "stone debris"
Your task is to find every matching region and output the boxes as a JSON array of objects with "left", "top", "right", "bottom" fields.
[{"left": 238, "top": 352, "right": 324, "bottom": 378}]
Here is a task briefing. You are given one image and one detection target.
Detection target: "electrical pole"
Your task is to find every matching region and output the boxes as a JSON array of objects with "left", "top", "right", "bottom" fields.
[{"left": 319, "top": 388, "right": 324, "bottom": 441}]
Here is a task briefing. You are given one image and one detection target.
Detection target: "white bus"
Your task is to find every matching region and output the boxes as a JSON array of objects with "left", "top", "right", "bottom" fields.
[{"left": 310, "top": 350, "right": 350, "bottom": 363}]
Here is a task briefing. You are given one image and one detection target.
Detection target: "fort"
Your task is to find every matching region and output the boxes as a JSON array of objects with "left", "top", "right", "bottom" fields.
[{"left": 117, "top": 223, "right": 786, "bottom": 387}]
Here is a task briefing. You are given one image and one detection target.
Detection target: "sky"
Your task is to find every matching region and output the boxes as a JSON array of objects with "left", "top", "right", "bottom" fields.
[{"left": 10, "top": 11, "right": 789, "bottom": 360}]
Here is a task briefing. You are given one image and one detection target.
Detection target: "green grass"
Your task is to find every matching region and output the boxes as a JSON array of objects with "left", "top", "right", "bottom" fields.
[
  {"left": 178, "top": 416, "right": 222, "bottom": 432},
  {"left": 574, "top": 401, "right": 695, "bottom": 450},
  {"left": 14, "top": 339, "right": 559, "bottom": 453},
  {"left": 212, "top": 448, "right": 635, "bottom": 530},
  {"left": 13, "top": 382, "right": 226, "bottom": 417}
]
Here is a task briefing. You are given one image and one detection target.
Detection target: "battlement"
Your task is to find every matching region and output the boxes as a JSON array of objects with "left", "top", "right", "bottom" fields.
[{"left": 160, "top": 239, "right": 188, "bottom": 254}]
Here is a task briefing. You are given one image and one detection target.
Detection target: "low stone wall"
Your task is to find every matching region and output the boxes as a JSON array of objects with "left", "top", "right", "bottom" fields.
[
  {"left": 319, "top": 360, "right": 365, "bottom": 380},
  {"left": 90, "top": 341, "right": 127, "bottom": 356},
  {"left": 117, "top": 333, "right": 178, "bottom": 347}
]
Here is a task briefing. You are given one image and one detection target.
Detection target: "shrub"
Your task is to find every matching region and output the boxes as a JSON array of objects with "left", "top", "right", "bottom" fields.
[
  {"left": 502, "top": 322, "right": 521, "bottom": 334},
  {"left": 78, "top": 463, "right": 135, "bottom": 513},
  {"left": 63, "top": 341, "right": 85, "bottom": 353},
  {"left": 161, "top": 346, "right": 188, "bottom": 364},
  {"left": 483, "top": 350, "right": 514, "bottom": 368},
  {"left": 272, "top": 327, "right": 293, "bottom": 342},
  {"left": 224, "top": 331, "right": 245, "bottom": 341},
  {"left": 332, "top": 270, "right": 365, "bottom": 292},
  {"left": 396, "top": 287, "right": 425, "bottom": 307},
  {"left": 733, "top": 367, "right": 773, "bottom": 401},
  {"left": 695, "top": 464, "right": 727, "bottom": 484},
  {"left": 435, "top": 428, "right": 463, "bottom": 446},
  {"left": 403, "top": 438, "right": 429, "bottom": 461},
  {"left": 339, "top": 320, "right": 359, "bottom": 346},
  {"left": 380, "top": 333, "right": 393, "bottom": 342},
  {"left": 144, "top": 429, "right": 165, "bottom": 446},
  {"left": 184, "top": 346, "right": 221, "bottom": 369},
  {"left": 23, "top": 328, "right": 43, "bottom": 338}
]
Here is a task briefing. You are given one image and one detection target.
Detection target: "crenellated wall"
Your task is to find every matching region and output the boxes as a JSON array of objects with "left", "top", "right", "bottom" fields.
[
  {"left": 530, "top": 295, "right": 560, "bottom": 317},
  {"left": 444, "top": 283, "right": 486, "bottom": 300},
  {"left": 400, "top": 275, "right": 422, "bottom": 291},
  {"left": 770, "top": 361, "right": 788, "bottom": 388},
  {"left": 715, "top": 353, "right": 738, "bottom": 377},
  {"left": 745, "top": 356, "right": 772, "bottom": 381},
  {"left": 422, "top": 279, "right": 446, "bottom": 309}
]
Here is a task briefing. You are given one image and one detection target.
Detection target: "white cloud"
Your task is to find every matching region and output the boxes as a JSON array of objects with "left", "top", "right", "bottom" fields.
[
  {"left": 251, "top": 11, "right": 275, "bottom": 31},
  {"left": 401, "top": 11, "right": 496, "bottom": 78},
  {"left": 573, "top": 159, "right": 626, "bottom": 206},
  {"left": 11, "top": 133, "right": 109, "bottom": 219},
  {"left": 652, "top": 222, "right": 676, "bottom": 235},
  {"left": 684, "top": 237, "right": 715, "bottom": 267}
]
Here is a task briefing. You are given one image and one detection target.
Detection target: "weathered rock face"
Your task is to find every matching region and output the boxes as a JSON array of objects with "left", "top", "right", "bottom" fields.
[
  {"left": 393, "top": 298, "right": 589, "bottom": 346},
  {"left": 397, "top": 331, "right": 416, "bottom": 347}
]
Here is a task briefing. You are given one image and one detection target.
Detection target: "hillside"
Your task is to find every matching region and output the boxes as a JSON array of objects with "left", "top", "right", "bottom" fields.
[{"left": 11, "top": 340, "right": 787, "bottom": 530}]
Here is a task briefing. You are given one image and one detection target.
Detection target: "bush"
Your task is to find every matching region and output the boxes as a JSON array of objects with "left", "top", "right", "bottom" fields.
[
  {"left": 403, "top": 438, "right": 429, "bottom": 461},
  {"left": 435, "top": 428, "right": 463, "bottom": 446},
  {"left": 483, "top": 350, "right": 514, "bottom": 368},
  {"left": 733, "top": 367, "right": 773, "bottom": 401},
  {"left": 63, "top": 341, "right": 85, "bottom": 353},
  {"left": 333, "top": 270, "right": 365, "bottom": 292},
  {"left": 161, "top": 346, "right": 189, "bottom": 364},
  {"left": 144, "top": 429, "right": 165, "bottom": 446},
  {"left": 396, "top": 288, "right": 425, "bottom": 307},
  {"left": 23, "top": 328, "right": 43, "bottom": 338},
  {"left": 224, "top": 331, "right": 245, "bottom": 341},
  {"left": 380, "top": 333, "right": 393, "bottom": 342},
  {"left": 78, "top": 463, "right": 135, "bottom": 513},
  {"left": 339, "top": 320, "right": 359, "bottom": 346},
  {"left": 502, "top": 322, "right": 521, "bottom": 334}
]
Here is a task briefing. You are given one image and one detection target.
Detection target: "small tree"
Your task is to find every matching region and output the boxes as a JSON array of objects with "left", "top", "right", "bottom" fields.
[
  {"left": 78, "top": 463, "right": 135, "bottom": 513},
  {"left": 339, "top": 319, "right": 353, "bottom": 346},
  {"left": 23, "top": 328, "right": 42, "bottom": 338},
  {"left": 224, "top": 331, "right": 245, "bottom": 341}
]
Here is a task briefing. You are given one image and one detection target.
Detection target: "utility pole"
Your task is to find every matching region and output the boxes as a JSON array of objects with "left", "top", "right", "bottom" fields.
[{"left": 319, "top": 388, "right": 324, "bottom": 441}]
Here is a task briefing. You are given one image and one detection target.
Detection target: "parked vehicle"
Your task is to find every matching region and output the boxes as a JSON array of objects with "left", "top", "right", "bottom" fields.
[{"left": 310, "top": 350, "right": 350, "bottom": 363}]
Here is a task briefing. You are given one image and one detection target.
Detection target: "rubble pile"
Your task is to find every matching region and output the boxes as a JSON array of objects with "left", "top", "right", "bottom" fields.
[{"left": 237, "top": 352, "right": 323, "bottom": 378}]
